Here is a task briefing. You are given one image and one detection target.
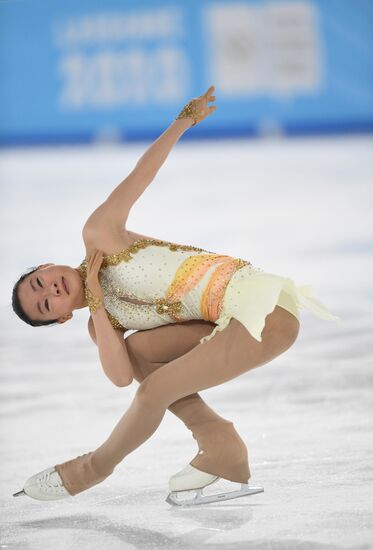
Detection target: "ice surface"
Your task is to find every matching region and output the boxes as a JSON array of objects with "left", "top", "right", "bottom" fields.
[{"left": 1, "top": 136, "right": 372, "bottom": 549}]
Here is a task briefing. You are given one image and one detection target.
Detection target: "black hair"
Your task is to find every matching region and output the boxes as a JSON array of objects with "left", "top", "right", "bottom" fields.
[{"left": 12, "top": 267, "right": 58, "bottom": 327}]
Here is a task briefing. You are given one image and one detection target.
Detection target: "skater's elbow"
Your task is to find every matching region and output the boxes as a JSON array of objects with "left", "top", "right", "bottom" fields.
[{"left": 114, "top": 374, "right": 134, "bottom": 387}]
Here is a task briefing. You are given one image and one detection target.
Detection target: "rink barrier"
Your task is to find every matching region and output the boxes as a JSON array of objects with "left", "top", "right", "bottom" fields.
[{"left": 0, "top": 0, "right": 372, "bottom": 145}]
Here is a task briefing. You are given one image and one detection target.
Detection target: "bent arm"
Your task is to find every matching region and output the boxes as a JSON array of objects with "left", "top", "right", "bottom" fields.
[
  {"left": 84, "top": 117, "right": 192, "bottom": 233},
  {"left": 88, "top": 312, "right": 133, "bottom": 387}
]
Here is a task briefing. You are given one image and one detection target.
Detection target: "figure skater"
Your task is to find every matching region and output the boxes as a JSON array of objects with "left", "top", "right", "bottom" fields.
[{"left": 12, "top": 86, "right": 339, "bottom": 506}]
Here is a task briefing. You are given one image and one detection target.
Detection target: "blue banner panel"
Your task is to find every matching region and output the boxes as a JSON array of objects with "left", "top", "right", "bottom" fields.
[{"left": 1, "top": 0, "right": 373, "bottom": 145}]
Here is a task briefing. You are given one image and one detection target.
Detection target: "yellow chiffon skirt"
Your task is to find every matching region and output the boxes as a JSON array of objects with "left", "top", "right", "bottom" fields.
[{"left": 199, "top": 265, "right": 340, "bottom": 344}]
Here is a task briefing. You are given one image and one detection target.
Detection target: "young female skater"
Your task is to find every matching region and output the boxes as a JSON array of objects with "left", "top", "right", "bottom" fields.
[{"left": 12, "top": 86, "right": 339, "bottom": 505}]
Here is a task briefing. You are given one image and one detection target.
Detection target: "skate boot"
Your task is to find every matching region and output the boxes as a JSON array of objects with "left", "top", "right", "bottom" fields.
[
  {"left": 166, "top": 420, "right": 264, "bottom": 506},
  {"left": 166, "top": 462, "right": 264, "bottom": 506},
  {"left": 13, "top": 466, "right": 70, "bottom": 500},
  {"left": 169, "top": 463, "right": 219, "bottom": 491},
  {"left": 13, "top": 452, "right": 110, "bottom": 500}
]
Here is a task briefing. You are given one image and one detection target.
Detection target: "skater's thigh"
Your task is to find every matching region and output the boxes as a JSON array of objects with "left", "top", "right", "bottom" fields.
[
  {"left": 126, "top": 320, "right": 216, "bottom": 364},
  {"left": 138, "top": 307, "right": 299, "bottom": 408}
]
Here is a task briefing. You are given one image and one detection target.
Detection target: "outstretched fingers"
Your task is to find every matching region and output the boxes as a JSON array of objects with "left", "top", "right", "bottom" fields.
[
  {"left": 203, "top": 85, "right": 217, "bottom": 114},
  {"left": 204, "top": 85, "right": 215, "bottom": 99}
]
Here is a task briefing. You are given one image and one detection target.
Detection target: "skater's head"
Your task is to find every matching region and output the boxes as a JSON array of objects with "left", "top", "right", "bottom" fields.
[{"left": 12, "top": 263, "right": 86, "bottom": 327}]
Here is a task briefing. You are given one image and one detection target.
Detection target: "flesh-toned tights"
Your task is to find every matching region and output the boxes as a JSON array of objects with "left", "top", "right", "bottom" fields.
[{"left": 55, "top": 308, "right": 299, "bottom": 496}]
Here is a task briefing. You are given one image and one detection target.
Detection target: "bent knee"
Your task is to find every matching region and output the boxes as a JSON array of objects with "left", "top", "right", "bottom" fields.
[
  {"left": 263, "top": 306, "right": 300, "bottom": 354},
  {"left": 136, "top": 374, "right": 162, "bottom": 406}
]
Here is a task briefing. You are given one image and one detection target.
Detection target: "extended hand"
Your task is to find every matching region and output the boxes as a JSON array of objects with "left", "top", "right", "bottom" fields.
[{"left": 176, "top": 86, "right": 217, "bottom": 126}]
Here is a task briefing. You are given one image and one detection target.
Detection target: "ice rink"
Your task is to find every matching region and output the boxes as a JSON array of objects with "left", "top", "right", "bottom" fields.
[{"left": 1, "top": 135, "right": 372, "bottom": 549}]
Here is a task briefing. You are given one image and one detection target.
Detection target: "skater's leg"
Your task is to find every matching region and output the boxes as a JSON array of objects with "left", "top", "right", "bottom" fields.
[
  {"left": 125, "top": 322, "right": 250, "bottom": 481},
  {"left": 55, "top": 307, "right": 299, "bottom": 495},
  {"left": 126, "top": 321, "right": 245, "bottom": 428},
  {"left": 126, "top": 322, "right": 233, "bottom": 427},
  {"left": 126, "top": 320, "right": 218, "bottom": 368}
]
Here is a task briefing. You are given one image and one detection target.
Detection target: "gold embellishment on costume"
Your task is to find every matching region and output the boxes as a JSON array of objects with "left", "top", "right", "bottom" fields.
[
  {"left": 77, "top": 260, "right": 87, "bottom": 280},
  {"left": 106, "top": 311, "right": 125, "bottom": 331},
  {"left": 175, "top": 100, "right": 199, "bottom": 126},
  {"left": 102, "top": 239, "right": 211, "bottom": 266},
  {"left": 200, "top": 258, "right": 250, "bottom": 322},
  {"left": 78, "top": 261, "right": 102, "bottom": 314},
  {"left": 154, "top": 298, "right": 182, "bottom": 317},
  {"left": 235, "top": 258, "right": 249, "bottom": 269},
  {"left": 78, "top": 260, "right": 124, "bottom": 330},
  {"left": 85, "top": 287, "right": 103, "bottom": 315}
]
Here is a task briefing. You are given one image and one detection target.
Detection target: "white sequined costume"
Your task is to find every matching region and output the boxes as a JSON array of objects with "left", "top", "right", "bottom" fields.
[{"left": 78, "top": 238, "right": 340, "bottom": 344}]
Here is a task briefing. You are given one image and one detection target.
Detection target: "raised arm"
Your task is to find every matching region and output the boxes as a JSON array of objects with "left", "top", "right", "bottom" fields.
[{"left": 83, "top": 86, "right": 217, "bottom": 234}]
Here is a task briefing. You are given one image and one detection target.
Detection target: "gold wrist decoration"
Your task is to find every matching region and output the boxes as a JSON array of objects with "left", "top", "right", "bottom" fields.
[
  {"left": 85, "top": 287, "right": 103, "bottom": 315},
  {"left": 176, "top": 100, "right": 198, "bottom": 126}
]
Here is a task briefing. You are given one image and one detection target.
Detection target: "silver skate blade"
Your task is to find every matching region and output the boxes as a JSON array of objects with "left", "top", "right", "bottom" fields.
[
  {"left": 13, "top": 489, "right": 26, "bottom": 497},
  {"left": 166, "top": 483, "right": 264, "bottom": 507}
]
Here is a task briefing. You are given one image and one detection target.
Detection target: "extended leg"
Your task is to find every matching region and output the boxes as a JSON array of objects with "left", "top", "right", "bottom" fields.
[
  {"left": 125, "top": 321, "right": 250, "bottom": 482},
  {"left": 55, "top": 307, "right": 299, "bottom": 495}
]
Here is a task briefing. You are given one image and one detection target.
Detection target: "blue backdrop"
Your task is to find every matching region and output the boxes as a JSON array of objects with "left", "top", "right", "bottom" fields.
[{"left": 1, "top": 0, "right": 372, "bottom": 145}]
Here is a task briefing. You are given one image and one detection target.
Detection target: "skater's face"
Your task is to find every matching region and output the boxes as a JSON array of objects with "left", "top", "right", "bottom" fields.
[{"left": 17, "top": 264, "right": 85, "bottom": 324}]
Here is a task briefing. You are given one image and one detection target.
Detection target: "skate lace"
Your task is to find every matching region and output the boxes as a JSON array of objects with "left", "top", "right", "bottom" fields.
[{"left": 38, "top": 469, "right": 66, "bottom": 494}]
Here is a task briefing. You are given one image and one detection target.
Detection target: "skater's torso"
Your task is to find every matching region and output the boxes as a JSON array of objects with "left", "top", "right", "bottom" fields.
[{"left": 79, "top": 229, "right": 253, "bottom": 331}]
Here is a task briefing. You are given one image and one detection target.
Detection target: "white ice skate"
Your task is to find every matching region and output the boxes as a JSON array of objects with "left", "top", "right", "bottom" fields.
[
  {"left": 166, "top": 463, "right": 264, "bottom": 506},
  {"left": 13, "top": 466, "right": 70, "bottom": 501}
]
